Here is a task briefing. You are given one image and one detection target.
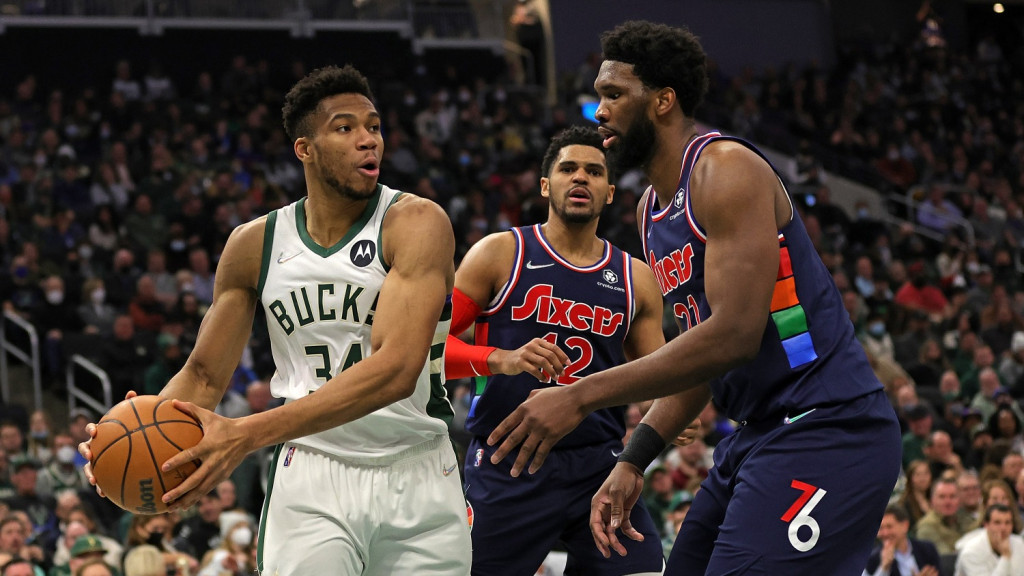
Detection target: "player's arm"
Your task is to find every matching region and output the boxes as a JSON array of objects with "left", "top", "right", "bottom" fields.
[
  {"left": 444, "top": 232, "right": 568, "bottom": 381},
  {"left": 78, "top": 219, "right": 262, "bottom": 492},
  {"left": 160, "top": 196, "right": 457, "bottom": 509},
  {"left": 488, "top": 142, "right": 779, "bottom": 472},
  {"left": 571, "top": 140, "right": 780, "bottom": 409},
  {"left": 160, "top": 220, "right": 263, "bottom": 410},
  {"left": 624, "top": 258, "right": 708, "bottom": 442}
]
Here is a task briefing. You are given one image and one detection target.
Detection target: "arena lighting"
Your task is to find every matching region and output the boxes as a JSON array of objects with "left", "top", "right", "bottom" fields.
[{"left": 994, "top": 2, "right": 1005, "bottom": 13}]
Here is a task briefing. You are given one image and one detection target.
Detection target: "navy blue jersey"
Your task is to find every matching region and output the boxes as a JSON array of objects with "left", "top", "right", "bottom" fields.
[
  {"left": 639, "top": 133, "right": 882, "bottom": 423},
  {"left": 466, "top": 224, "right": 635, "bottom": 448}
]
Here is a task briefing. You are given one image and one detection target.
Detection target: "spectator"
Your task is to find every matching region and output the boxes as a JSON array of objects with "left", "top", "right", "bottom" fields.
[
  {"left": 36, "top": 432, "right": 89, "bottom": 497},
  {"left": 173, "top": 491, "right": 223, "bottom": 562},
  {"left": 954, "top": 504, "right": 1024, "bottom": 575},
  {"left": 185, "top": 248, "right": 214, "bottom": 306},
  {"left": 123, "top": 514, "right": 196, "bottom": 576},
  {"left": 999, "top": 332, "right": 1024, "bottom": 395},
  {"left": 958, "top": 470, "right": 984, "bottom": 524},
  {"left": 23, "top": 412, "right": 50, "bottom": 467},
  {"left": 924, "top": 430, "right": 963, "bottom": 480},
  {"left": 894, "top": 261, "right": 950, "bottom": 323},
  {"left": 121, "top": 545, "right": 162, "bottom": 576},
  {"left": 862, "top": 503, "right": 940, "bottom": 576},
  {"left": 915, "top": 476, "right": 974, "bottom": 555},
  {"left": 900, "top": 460, "right": 934, "bottom": 528},
  {"left": 987, "top": 406, "right": 1024, "bottom": 455},
  {"left": 5, "top": 456, "right": 56, "bottom": 533},
  {"left": 76, "top": 278, "right": 116, "bottom": 338},
  {"left": 127, "top": 275, "right": 165, "bottom": 335},
  {"left": 95, "top": 315, "right": 153, "bottom": 401},
  {"left": 903, "top": 405, "right": 935, "bottom": 468}
]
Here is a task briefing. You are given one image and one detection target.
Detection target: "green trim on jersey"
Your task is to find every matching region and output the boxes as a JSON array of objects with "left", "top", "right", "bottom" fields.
[
  {"left": 256, "top": 443, "right": 284, "bottom": 574},
  {"left": 257, "top": 210, "right": 278, "bottom": 298},
  {"left": 376, "top": 190, "right": 404, "bottom": 272},
  {"left": 295, "top": 184, "right": 383, "bottom": 257},
  {"left": 425, "top": 299, "right": 455, "bottom": 425}
]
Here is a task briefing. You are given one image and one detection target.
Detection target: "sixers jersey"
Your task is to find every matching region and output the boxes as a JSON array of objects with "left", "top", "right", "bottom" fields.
[
  {"left": 640, "top": 134, "right": 881, "bottom": 423},
  {"left": 467, "top": 224, "right": 635, "bottom": 448}
]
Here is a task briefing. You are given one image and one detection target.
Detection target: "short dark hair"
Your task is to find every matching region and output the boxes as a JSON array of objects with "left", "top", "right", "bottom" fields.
[
  {"left": 984, "top": 503, "right": 1013, "bottom": 523},
  {"left": 1, "top": 558, "right": 35, "bottom": 576},
  {"left": 540, "top": 125, "right": 609, "bottom": 180},
  {"left": 883, "top": 503, "right": 910, "bottom": 523},
  {"left": 600, "top": 20, "right": 708, "bottom": 117},
  {"left": 282, "top": 65, "right": 375, "bottom": 141}
]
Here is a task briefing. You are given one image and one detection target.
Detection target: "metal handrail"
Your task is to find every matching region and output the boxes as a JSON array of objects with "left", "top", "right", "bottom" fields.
[
  {"left": 67, "top": 354, "right": 113, "bottom": 418},
  {"left": 0, "top": 310, "right": 42, "bottom": 413}
]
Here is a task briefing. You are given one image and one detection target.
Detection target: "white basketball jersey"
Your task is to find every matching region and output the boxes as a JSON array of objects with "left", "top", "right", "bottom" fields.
[{"left": 257, "top": 185, "right": 453, "bottom": 460}]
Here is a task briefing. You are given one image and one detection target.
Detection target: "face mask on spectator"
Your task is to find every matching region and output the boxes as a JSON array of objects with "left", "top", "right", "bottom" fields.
[
  {"left": 91, "top": 289, "right": 106, "bottom": 305},
  {"left": 56, "top": 445, "right": 76, "bottom": 464},
  {"left": 867, "top": 322, "right": 886, "bottom": 337},
  {"left": 46, "top": 290, "right": 64, "bottom": 305},
  {"left": 78, "top": 244, "right": 93, "bottom": 260},
  {"left": 146, "top": 531, "right": 164, "bottom": 547},
  {"left": 31, "top": 431, "right": 48, "bottom": 441},
  {"left": 230, "top": 527, "right": 252, "bottom": 547}
]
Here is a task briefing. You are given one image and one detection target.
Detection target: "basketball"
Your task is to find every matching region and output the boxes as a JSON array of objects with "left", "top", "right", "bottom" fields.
[{"left": 90, "top": 395, "right": 204, "bottom": 514}]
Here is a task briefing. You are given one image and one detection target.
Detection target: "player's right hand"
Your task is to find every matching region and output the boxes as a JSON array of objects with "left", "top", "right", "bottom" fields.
[
  {"left": 490, "top": 337, "right": 570, "bottom": 382},
  {"left": 79, "top": 390, "right": 138, "bottom": 498},
  {"left": 591, "top": 462, "right": 645, "bottom": 558}
]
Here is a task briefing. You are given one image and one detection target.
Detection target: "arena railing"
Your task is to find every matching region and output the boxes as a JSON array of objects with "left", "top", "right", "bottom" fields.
[
  {"left": 66, "top": 354, "right": 112, "bottom": 422},
  {"left": 0, "top": 310, "right": 42, "bottom": 414},
  {"left": 0, "top": 0, "right": 505, "bottom": 44}
]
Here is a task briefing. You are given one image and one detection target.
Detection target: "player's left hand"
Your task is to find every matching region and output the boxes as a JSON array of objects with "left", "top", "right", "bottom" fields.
[
  {"left": 160, "top": 400, "right": 254, "bottom": 510},
  {"left": 487, "top": 386, "right": 586, "bottom": 476}
]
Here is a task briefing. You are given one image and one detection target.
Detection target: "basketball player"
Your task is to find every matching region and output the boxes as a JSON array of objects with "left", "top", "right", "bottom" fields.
[
  {"left": 80, "top": 65, "right": 471, "bottom": 575},
  {"left": 485, "top": 21, "right": 902, "bottom": 575},
  {"left": 446, "top": 126, "right": 701, "bottom": 574}
]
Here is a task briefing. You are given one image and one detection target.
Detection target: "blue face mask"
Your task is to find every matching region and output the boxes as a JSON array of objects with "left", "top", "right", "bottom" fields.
[{"left": 867, "top": 322, "right": 886, "bottom": 337}]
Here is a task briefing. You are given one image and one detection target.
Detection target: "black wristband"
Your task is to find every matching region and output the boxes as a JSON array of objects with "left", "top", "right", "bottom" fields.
[{"left": 617, "top": 423, "right": 666, "bottom": 472}]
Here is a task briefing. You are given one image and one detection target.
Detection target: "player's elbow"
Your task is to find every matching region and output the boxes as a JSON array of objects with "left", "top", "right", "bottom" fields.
[{"left": 720, "top": 321, "right": 764, "bottom": 365}]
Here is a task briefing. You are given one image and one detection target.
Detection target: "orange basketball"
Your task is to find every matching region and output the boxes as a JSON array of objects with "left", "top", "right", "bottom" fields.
[{"left": 90, "top": 395, "right": 203, "bottom": 514}]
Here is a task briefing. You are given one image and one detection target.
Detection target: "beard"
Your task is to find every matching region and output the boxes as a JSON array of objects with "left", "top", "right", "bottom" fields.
[
  {"left": 321, "top": 165, "right": 376, "bottom": 201},
  {"left": 606, "top": 112, "right": 658, "bottom": 174},
  {"left": 551, "top": 196, "right": 603, "bottom": 225}
]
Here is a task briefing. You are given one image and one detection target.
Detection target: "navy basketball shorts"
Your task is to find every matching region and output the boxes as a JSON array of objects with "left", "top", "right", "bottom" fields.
[
  {"left": 667, "top": 390, "right": 900, "bottom": 575},
  {"left": 465, "top": 437, "right": 665, "bottom": 576}
]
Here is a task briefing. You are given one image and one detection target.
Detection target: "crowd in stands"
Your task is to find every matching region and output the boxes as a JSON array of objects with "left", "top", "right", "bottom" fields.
[{"left": 0, "top": 5, "right": 1023, "bottom": 574}]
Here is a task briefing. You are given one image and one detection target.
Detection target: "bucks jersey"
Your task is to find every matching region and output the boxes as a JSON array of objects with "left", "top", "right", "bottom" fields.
[
  {"left": 257, "top": 184, "right": 453, "bottom": 460},
  {"left": 640, "top": 134, "right": 882, "bottom": 423}
]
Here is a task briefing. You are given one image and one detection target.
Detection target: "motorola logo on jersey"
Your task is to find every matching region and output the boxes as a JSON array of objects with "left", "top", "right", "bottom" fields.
[
  {"left": 510, "top": 284, "right": 624, "bottom": 336},
  {"left": 674, "top": 188, "right": 685, "bottom": 209},
  {"left": 350, "top": 240, "right": 376, "bottom": 267},
  {"left": 602, "top": 270, "right": 618, "bottom": 284}
]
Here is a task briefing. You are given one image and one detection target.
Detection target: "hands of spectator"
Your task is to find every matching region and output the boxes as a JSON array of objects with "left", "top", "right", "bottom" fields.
[
  {"left": 880, "top": 538, "right": 895, "bottom": 571},
  {"left": 590, "top": 462, "right": 645, "bottom": 558},
  {"left": 914, "top": 565, "right": 939, "bottom": 576},
  {"left": 488, "top": 337, "right": 569, "bottom": 382}
]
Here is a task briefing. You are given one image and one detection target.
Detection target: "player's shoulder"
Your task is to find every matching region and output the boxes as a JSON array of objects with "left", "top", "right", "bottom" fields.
[
  {"left": 461, "top": 230, "right": 517, "bottom": 265},
  {"left": 225, "top": 215, "right": 269, "bottom": 252},
  {"left": 387, "top": 191, "right": 450, "bottom": 225}
]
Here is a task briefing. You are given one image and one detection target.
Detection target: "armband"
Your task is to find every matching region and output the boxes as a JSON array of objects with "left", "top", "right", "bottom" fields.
[{"left": 617, "top": 423, "right": 666, "bottom": 472}]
